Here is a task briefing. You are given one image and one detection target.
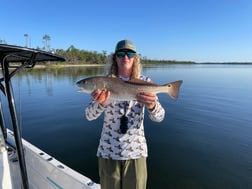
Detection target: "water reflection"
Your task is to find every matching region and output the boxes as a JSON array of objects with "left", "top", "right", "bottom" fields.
[
  {"left": 15, "top": 66, "right": 105, "bottom": 96},
  {"left": 25, "top": 65, "right": 105, "bottom": 79}
]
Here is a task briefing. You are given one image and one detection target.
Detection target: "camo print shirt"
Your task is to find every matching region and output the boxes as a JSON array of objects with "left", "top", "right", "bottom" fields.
[{"left": 85, "top": 75, "right": 165, "bottom": 160}]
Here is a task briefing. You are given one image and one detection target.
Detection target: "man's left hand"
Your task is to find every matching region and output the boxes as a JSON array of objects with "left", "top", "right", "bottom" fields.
[{"left": 136, "top": 92, "right": 157, "bottom": 111}]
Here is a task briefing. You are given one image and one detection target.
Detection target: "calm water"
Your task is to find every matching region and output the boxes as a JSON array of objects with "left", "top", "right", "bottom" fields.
[{"left": 1, "top": 64, "right": 252, "bottom": 189}]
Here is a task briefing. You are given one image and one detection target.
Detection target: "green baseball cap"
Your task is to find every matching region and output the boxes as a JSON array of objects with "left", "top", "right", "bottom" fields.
[{"left": 115, "top": 40, "right": 136, "bottom": 52}]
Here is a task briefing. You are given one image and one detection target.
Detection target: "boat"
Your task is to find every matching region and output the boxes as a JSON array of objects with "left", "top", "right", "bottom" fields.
[{"left": 0, "top": 44, "right": 100, "bottom": 189}]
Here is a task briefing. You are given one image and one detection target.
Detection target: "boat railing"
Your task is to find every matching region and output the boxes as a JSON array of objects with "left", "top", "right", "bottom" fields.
[{"left": 0, "top": 44, "right": 65, "bottom": 189}]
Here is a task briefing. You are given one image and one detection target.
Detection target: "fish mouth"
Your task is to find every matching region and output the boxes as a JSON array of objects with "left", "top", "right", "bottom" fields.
[{"left": 77, "top": 87, "right": 86, "bottom": 92}]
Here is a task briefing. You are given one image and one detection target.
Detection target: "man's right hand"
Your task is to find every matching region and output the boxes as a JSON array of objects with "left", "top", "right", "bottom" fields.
[{"left": 91, "top": 89, "right": 110, "bottom": 107}]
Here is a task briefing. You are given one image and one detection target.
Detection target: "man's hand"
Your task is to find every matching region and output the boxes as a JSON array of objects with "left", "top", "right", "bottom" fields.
[
  {"left": 91, "top": 89, "right": 110, "bottom": 107},
  {"left": 136, "top": 92, "right": 157, "bottom": 111}
]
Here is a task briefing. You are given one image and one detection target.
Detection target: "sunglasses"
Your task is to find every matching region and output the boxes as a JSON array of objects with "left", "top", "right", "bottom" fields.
[
  {"left": 120, "top": 115, "right": 128, "bottom": 134},
  {"left": 116, "top": 51, "right": 136, "bottom": 58}
]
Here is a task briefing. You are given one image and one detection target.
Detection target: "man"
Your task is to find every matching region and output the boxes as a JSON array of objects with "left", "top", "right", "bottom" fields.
[{"left": 85, "top": 39, "right": 165, "bottom": 189}]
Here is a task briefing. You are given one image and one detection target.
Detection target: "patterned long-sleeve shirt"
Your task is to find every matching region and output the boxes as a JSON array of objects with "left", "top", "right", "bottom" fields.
[{"left": 85, "top": 75, "right": 165, "bottom": 160}]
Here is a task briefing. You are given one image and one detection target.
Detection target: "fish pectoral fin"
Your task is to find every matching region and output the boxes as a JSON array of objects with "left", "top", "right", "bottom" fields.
[{"left": 106, "top": 74, "right": 116, "bottom": 78}]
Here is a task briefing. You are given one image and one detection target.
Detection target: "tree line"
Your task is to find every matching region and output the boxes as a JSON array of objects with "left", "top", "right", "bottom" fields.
[
  {"left": 55, "top": 45, "right": 107, "bottom": 65},
  {"left": 54, "top": 46, "right": 195, "bottom": 65}
]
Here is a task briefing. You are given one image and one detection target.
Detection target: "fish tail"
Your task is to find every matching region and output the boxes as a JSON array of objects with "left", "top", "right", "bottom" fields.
[{"left": 165, "top": 80, "right": 183, "bottom": 100}]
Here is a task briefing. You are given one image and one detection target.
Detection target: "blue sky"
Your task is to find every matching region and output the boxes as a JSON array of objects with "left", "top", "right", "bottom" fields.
[{"left": 1, "top": 0, "right": 252, "bottom": 62}]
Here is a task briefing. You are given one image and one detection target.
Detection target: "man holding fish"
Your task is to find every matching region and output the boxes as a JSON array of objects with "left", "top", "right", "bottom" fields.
[{"left": 80, "top": 40, "right": 182, "bottom": 189}]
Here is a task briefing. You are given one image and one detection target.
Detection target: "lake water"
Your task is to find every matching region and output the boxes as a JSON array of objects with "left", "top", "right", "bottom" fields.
[{"left": 2, "top": 64, "right": 252, "bottom": 189}]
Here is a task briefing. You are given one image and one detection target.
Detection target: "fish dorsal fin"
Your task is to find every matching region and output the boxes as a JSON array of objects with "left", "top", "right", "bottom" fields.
[{"left": 125, "top": 78, "right": 158, "bottom": 86}]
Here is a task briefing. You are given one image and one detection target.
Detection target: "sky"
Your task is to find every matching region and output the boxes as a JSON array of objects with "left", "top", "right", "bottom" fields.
[{"left": 1, "top": 0, "right": 252, "bottom": 62}]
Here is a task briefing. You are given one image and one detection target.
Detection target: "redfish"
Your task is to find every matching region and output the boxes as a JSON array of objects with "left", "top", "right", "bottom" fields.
[{"left": 76, "top": 76, "right": 183, "bottom": 100}]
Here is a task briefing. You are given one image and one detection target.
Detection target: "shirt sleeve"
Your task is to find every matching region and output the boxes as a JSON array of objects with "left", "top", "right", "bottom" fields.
[
  {"left": 148, "top": 100, "right": 165, "bottom": 122},
  {"left": 85, "top": 101, "right": 105, "bottom": 121}
]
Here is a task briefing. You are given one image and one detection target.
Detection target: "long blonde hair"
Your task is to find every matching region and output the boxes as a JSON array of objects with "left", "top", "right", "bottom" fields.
[{"left": 106, "top": 53, "right": 142, "bottom": 79}]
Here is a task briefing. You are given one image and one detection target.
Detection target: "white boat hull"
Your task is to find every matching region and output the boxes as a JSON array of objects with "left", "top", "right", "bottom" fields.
[{"left": 6, "top": 129, "right": 100, "bottom": 189}]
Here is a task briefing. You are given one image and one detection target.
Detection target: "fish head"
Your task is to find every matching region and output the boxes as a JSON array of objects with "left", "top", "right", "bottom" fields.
[{"left": 76, "top": 77, "right": 100, "bottom": 93}]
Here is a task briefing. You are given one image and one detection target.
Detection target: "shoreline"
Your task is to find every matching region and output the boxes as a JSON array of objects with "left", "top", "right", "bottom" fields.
[
  {"left": 34, "top": 64, "right": 105, "bottom": 68},
  {"left": 33, "top": 62, "right": 252, "bottom": 69}
]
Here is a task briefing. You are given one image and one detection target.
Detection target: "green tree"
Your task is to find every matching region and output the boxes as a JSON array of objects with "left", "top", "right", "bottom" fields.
[
  {"left": 24, "top": 34, "right": 28, "bottom": 47},
  {"left": 43, "top": 34, "right": 51, "bottom": 51},
  {"left": 0, "top": 39, "right": 7, "bottom": 44}
]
